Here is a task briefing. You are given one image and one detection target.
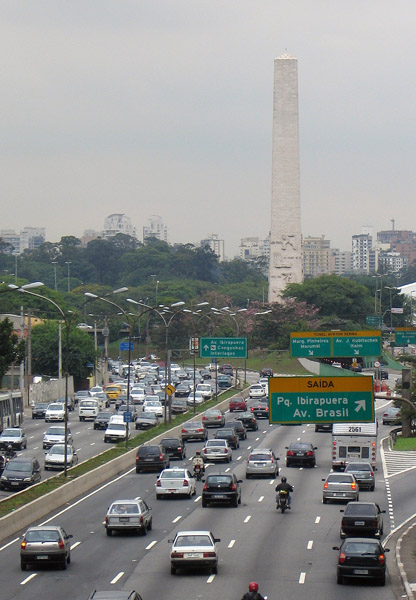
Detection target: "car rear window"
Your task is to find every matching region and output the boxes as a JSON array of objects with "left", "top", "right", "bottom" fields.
[
  {"left": 138, "top": 446, "right": 160, "bottom": 455},
  {"left": 161, "top": 470, "right": 186, "bottom": 479},
  {"left": 328, "top": 475, "right": 353, "bottom": 483},
  {"left": 26, "top": 530, "right": 61, "bottom": 542},
  {"left": 175, "top": 535, "right": 212, "bottom": 547},
  {"left": 207, "top": 476, "right": 232, "bottom": 484},
  {"left": 345, "top": 504, "right": 376, "bottom": 516},
  {"left": 344, "top": 542, "right": 378, "bottom": 554},
  {"left": 5, "top": 461, "right": 31, "bottom": 472},
  {"left": 110, "top": 503, "right": 139, "bottom": 514},
  {"left": 249, "top": 453, "right": 271, "bottom": 461},
  {"left": 347, "top": 463, "right": 371, "bottom": 471}
]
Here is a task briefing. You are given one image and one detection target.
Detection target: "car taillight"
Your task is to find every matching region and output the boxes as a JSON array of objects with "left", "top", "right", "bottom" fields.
[
  {"left": 21, "top": 540, "right": 27, "bottom": 549},
  {"left": 105, "top": 516, "right": 109, "bottom": 525},
  {"left": 159, "top": 454, "right": 164, "bottom": 460},
  {"left": 287, "top": 451, "right": 294, "bottom": 456},
  {"left": 171, "top": 551, "right": 184, "bottom": 558},
  {"left": 341, "top": 518, "right": 346, "bottom": 527},
  {"left": 203, "top": 552, "right": 216, "bottom": 557},
  {"left": 306, "top": 451, "right": 313, "bottom": 456},
  {"left": 250, "top": 407, "right": 254, "bottom": 412},
  {"left": 177, "top": 447, "right": 182, "bottom": 451},
  {"left": 203, "top": 448, "right": 208, "bottom": 453},
  {"left": 156, "top": 480, "right": 161, "bottom": 487},
  {"left": 370, "top": 471, "right": 374, "bottom": 477},
  {"left": 379, "top": 553, "right": 385, "bottom": 565},
  {"left": 203, "top": 483, "right": 207, "bottom": 491},
  {"left": 372, "top": 519, "right": 378, "bottom": 527},
  {"left": 351, "top": 482, "right": 356, "bottom": 490},
  {"left": 323, "top": 482, "right": 328, "bottom": 489},
  {"left": 181, "top": 428, "right": 186, "bottom": 433},
  {"left": 231, "top": 483, "right": 236, "bottom": 490},
  {"left": 58, "top": 539, "right": 65, "bottom": 550},
  {"left": 136, "top": 455, "right": 141, "bottom": 462},
  {"left": 339, "top": 552, "right": 346, "bottom": 564},
  {"left": 183, "top": 479, "right": 189, "bottom": 486},
  {"left": 216, "top": 416, "right": 221, "bottom": 419},
  {"left": 223, "top": 448, "right": 227, "bottom": 453},
  {"left": 270, "top": 457, "right": 274, "bottom": 463},
  {"left": 198, "top": 428, "right": 203, "bottom": 432}
]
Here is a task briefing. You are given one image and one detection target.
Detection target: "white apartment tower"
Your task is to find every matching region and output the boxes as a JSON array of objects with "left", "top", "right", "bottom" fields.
[
  {"left": 143, "top": 215, "right": 168, "bottom": 243},
  {"left": 268, "top": 54, "right": 303, "bottom": 302}
]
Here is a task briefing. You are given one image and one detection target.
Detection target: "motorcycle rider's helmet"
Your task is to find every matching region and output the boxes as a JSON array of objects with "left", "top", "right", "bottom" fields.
[
  {"left": 281, "top": 476, "right": 287, "bottom": 483},
  {"left": 195, "top": 449, "right": 201, "bottom": 455},
  {"left": 7, "top": 445, "right": 13, "bottom": 452},
  {"left": 249, "top": 582, "right": 259, "bottom": 592}
]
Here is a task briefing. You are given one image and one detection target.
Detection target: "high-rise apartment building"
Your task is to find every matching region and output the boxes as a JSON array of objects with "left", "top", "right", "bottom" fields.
[
  {"left": 268, "top": 54, "right": 303, "bottom": 302},
  {"left": 200, "top": 234, "right": 225, "bottom": 262},
  {"left": 143, "top": 215, "right": 168, "bottom": 243},
  {"left": 239, "top": 236, "right": 270, "bottom": 261},
  {"left": 103, "top": 214, "right": 137, "bottom": 239},
  {"left": 0, "top": 227, "right": 45, "bottom": 254},
  {"left": 352, "top": 231, "right": 377, "bottom": 274},
  {"left": 330, "top": 249, "right": 353, "bottom": 275},
  {"left": 302, "top": 236, "right": 331, "bottom": 278}
]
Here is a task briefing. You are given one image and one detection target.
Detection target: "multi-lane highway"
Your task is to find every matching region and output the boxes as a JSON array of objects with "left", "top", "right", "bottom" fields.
[{"left": 0, "top": 392, "right": 406, "bottom": 600}]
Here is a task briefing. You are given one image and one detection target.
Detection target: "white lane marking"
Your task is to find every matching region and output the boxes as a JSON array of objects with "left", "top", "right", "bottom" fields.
[
  {"left": 262, "top": 430, "right": 267, "bottom": 434},
  {"left": 76, "top": 448, "right": 82, "bottom": 452},
  {"left": 207, "top": 574, "right": 215, "bottom": 583},
  {"left": 90, "top": 442, "right": 96, "bottom": 446},
  {"left": 0, "top": 537, "right": 19, "bottom": 552},
  {"left": 146, "top": 540, "right": 157, "bottom": 550},
  {"left": 20, "top": 574, "right": 37, "bottom": 585},
  {"left": 315, "top": 516, "right": 321, "bottom": 524},
  {"left": 33, "top": 447, "right": 38, "bottom": 450},
  {"left": 194, "top": 495, "right": 201, "bottom": 503},
  {"left": 255, "top": 437, "right": 260, "bottom": 441},
  {"left": 110, "top": 572, "right": 124, "bottom": 584},
  {"left": 307, "top": 540, "right": 313, "bottom": 550},
  {"left": 302, "top": 430, "right": 306, "bottom": 434},
  {"left": 258, "top": 496, "right": 264, "bottom": 502},
  {"left": 76, "top": 431, "right": 81, "bottom": 435},
  {"left": 29, "top": 436, "right": 35, "bottom": 439},
  {"left": 236, "top": 456, "right": 242, "bottom": 461},
  {"left": 228, "top": 539, "right": 235, "bottom": 548},
  {"left": 172, "top": 515, "right": 182, "bottom": 523},
  {"left": 244, "top": 515, "right": 251, "bottom": 523},
  {"left": 299, "top": 572, "right": 306, "bottom": 584},
  {"left": 70, "top": 541, "right": 81, "bottom": 550},
  {"left": 247, "top": 446, "right": 252, "bottom": 450},
  {"left": 269, "top": 480, "right": 274, "bottom": 485},
  {"left": 297, "top": 437, "right": 301, "bottom": 441},
  {"left": 225, "top": 467, "right": 230, "bottom": 472}
]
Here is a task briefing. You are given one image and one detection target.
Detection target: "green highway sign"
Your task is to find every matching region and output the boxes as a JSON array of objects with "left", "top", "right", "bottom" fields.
[
  {"left": 290, "top": 331, "right": 381, "bottom": 358},
  {"left": 395, "top": 329, "right": 416, "bottom": 346},
  {"left": 269, "top": 376, "right": 375, "bottom": 424},
  {"left": 200, "top": 337, "right": 247, "bottom": 359},
  {"left": 366, "top": 316, "right": 383, "bottom": 328}
]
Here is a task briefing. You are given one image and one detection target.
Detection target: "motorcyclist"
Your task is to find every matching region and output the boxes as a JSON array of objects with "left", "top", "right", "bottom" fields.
[
  {"left": 192, "top": 450, "right": 205, "bottom": 475},
  {"left": 275, "top": 476, "right": 293, "bottom": 508},
  {"left": 5, "top": 445, "right": 16, "bottom": 460},
  {"left": 241, "top": 581, "right": 265, "bottom": 600}
]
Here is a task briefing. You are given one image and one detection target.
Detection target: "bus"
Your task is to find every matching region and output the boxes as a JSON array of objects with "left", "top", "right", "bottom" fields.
[
  {"left": 331, "top": 421, "right": 378, "bottom": 471},
  {"left": 0, "top": 391, "right": 24, "bottom": 433}
]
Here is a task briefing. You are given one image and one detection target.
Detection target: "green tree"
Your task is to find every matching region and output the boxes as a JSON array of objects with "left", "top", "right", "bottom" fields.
[
  {"left": 31, "top": 321, "right": 96, "bottom": 383},
  {"left": 0, "top": 318, "right": 26, "bottom": 383}
]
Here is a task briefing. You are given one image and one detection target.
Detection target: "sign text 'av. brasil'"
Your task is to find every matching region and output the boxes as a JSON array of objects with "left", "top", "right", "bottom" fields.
[
  {"left": 290, "top": 330, "right": 381, "bottom": 358},
  {"left": 200, "top": 337, "right": 247, "bottom": 359},
  {"left": 269, "top": 376, "right": 374, "bottom": 424}
]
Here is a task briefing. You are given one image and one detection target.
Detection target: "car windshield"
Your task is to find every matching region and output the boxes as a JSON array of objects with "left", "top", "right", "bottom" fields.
[
  {"left": 109, "top": 424, "right": 126, "bottom": 430},
  {"left": 188, "top": 422, "right": 202, "bottom": 428},
  {"left": 48, "top": 404, "right": 63, "bottom": 410},
  {"left": 345, "top": 504, "right": 377, "bottom": 516},
  {"left": 97, "top": 413, "right": 111, "bottom": 418},
  {"left": 249, "top": 453, "right": 271, "bottom": 461},
  {"left": 46, "top": 428, "right": 65, "bottom": 435},
  {"left": 161, "top": 470, "right": 186, "bottom": 479},
  {"left": 206, "top": 440, "right": 225, "bottom": 447},
  {"left": 207, "top": 476, "right": 232, "bottom": 484},
  {"left": 146, "top": 402, "right": 160, "bottom": 407},
  {"left": 218, "top": 429, "right": 234, "bottom": 435},
  {"left": 110, "top": 503, "right": 139, "bottom": 514},
  {"left": 175, "top": 535, "right": 212, "bottom": 547},
  {"left": 2, "top": 429, "right": 20, "bottom": 437},
  {"left": 344, "top": 542, "right": 379, "bottom": 555},
  {"left": 80, "top": 401, "right": 96, "bottom": 407},
  {"left": 5, "top": 461, "right": 31, "bottom": 472},
  {"left": 328, "top": 475, "right": 353, "bottom": 483},
  {"left": 139, "top": 447, "right": 160, "bottom": 455},
  {"left": 49, "top": 446, "right": 69, "bottom": 455},
  {"left": 290, "top": 443, "right": 311, "bottom": 450},
  {"left": 346, "top": 463, "right": 372, "bottom": 471},
  {"left": 25, "top": 530, "right": 61, "bottom": 542}
]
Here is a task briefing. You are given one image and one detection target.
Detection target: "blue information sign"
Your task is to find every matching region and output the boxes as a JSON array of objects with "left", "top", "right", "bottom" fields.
[{"left": 120, "top": 341, "right": 133, "bottom": 351}]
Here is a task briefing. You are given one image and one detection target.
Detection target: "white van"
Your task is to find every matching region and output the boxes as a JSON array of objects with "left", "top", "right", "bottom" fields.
[{"left": 78, "top": 399, "right": 100, "bottom": 421}]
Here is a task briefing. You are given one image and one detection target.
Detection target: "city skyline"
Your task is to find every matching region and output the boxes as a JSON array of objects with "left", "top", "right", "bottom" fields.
[{"left": 1, "top": 3, "right": 416, "bottom": 257}]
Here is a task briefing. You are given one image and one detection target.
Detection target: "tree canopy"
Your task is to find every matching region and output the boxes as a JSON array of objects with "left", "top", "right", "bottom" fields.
[{"left": 0, "top": 318, "right": 26, "bottom": 383}]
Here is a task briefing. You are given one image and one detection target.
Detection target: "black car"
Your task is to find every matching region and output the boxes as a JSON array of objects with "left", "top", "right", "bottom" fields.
[
  {"left": 214, "top": 427, "right": 239, "bottom": 449},
  {"left": 94, "top": 412, "right": 113, "bottom": 430},
  {"left": 333, "top": 537, "right": 389, "bottom": 585},
  {"left": 260, "top": 368, "right": 273, "bottom": 377},
  {"left": 174, "top": 383, "right": 192, "bottom": 398},
  {"left": 340, "top": 502, "right": 385, "bottom": 539},
  {"left": 199, "top": 369, "right": 211, "bottom": 380},
  {"left": 217, "top": 376, "right": 232, "bottom": 390},
  {"left": 135, "top": 445, "right": 170, "bottom": 473},
  {"left": 226, "top": 420, "right": 247, "bottom": 440},
  {"left": 160, "top": 437, "right": 186, "bottom": 460},
  {"left": 286, "top": 441, "right": 317, "bottom": 467},
  {"left": 0, "top": 457, "right": 41, "bottom": 490},
  {"left": 88, "top": 592, "right": 143, "bottom": 600},
  {"left": 251, "top": 400, "right": 269, "bottom": 419},
  {"left": 31, "top": 402, "right": 49, "bottom": 419},
  {"left": 202, "top": 473, "right": 242, "bottom": 507},
  {"left": 235, "top": 411, "right": 258, "bottom": 431}
]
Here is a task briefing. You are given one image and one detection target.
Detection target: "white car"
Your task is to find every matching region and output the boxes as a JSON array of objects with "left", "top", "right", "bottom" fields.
[
  {"left": 202, "top": 439, "right": 232, "bottom": 463},
  {"left": 187, "top": 392, "right": 204, "bottom": 406},
  {"left": 143, "top": 400, "right": 163, "bottom": 417},
  {"left": 249, "top": 384, "right": 266, "bottom": 399},
  {"left": 44, "top": 444, "right": 78, "bottom": 470},
  {"left": 169, "top": 530, "right": 220, "bottom": 575},
  {"left": 89, "top": 386, "right": 104, "bottom": 397},
  {"left": 43, "top": 426, "right": 73, "bottom": 449},
  {"left": 258, "top": 378, "right": 269, "bottom": 390},
  {"left": 130, "top": 386, "right": 145, "bottom": 404},
  {"left": 155, "top": 467, "right": 196, "bottom": 499},
  {"left": 104, "top": 422, "right": 130, "bottom": 443},
  {"left": 45, "top": 402, "right": 66, "bottom": 422},
  {"left": 196, "top": 384, "right": 213, "bottom": 400}
]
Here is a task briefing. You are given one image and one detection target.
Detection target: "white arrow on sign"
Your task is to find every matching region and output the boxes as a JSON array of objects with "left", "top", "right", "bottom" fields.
[
  {"left": 308, "top": 350, "right": 314, "bottom": 355},
  {"left": 355, "top": 400, "right": 366, "bottom": 412},
  {"left": 203, "top": 344, "right": 209, "bottom": 350}
]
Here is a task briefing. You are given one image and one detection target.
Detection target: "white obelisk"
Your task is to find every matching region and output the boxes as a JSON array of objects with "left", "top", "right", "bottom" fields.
[{"left": 268, "top": 53, "right": 303, "bottom": 303}]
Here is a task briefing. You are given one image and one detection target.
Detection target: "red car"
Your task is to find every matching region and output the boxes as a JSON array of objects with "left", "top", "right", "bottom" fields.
[{"left": 229, "top": 397, "right": 247, "bottom": 412}]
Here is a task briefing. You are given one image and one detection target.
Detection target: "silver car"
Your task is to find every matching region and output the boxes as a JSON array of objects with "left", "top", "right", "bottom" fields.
[
  {"left": 322, "top": 472, "right": 359, "bottom": 503},
  {"left": 202, "top": 439, "right": 232, "bottom": 463},
  {"left": 44, "top": 444, "right": 78, "bottom": 470},
  {"left": 344, "top": 462, "right": 375, "bottom": 491},
  {"left": 246, "top": 448, "right": 279, "bottom": 479},
  {"left": 20, "top": 525, "right": 73, "bottom": 570},
  {"left": 43, "top": 426, "right": 73, "bottom": 449},
  {"left": 105, "top": 498, "right": 152, "bottom": 536}
]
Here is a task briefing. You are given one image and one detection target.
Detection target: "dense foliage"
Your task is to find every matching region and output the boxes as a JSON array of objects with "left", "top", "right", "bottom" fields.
[{"left": 0, "top": 318, "right": 26, "bottom": 382}]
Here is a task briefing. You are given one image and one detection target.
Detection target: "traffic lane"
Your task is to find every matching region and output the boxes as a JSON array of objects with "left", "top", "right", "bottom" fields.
[{"left": 386, "top": 468, "right": 416, "bottom": 528}]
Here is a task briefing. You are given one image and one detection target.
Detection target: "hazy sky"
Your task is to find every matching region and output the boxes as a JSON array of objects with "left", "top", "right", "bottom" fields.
[{"left": 1, "top": 1, "right": 415, "bottom": 258}]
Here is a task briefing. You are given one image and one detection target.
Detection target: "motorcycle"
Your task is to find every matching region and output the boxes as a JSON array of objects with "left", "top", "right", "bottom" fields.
[
  {"left": 276, "top": 489, "right": 289, "bottom": 513},
  {"left": 193, "top": 464, "right": 204, "bottom": 481}
]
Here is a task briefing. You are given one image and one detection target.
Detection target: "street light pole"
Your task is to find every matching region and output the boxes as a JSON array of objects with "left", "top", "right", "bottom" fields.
[{"left": 65, "top": 261, "right": 71, "bottom": 292}]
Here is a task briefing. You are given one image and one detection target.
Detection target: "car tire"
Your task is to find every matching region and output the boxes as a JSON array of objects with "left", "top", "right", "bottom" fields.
[
  {"left": 67, "top": 553, "right": 71, "bottom": 564},
  {"left": 228, "top": 456, "right": 232, "bottom": 462},
  {"left": 61, "top": 557, "right": 67, "bottom": 570},
  {"left": 322, "top": 497, "right": 328, "bottom": 504},
  {"left": 202, "top": 498, "right": 207, "bottom": 507},
  {"left": 136, "top": 468, "right": 141, "bottom": 474},
  {"left": 370, "top": 483, "right": 375, "bottom": 491},
  {"left": 378, "top": 575, "right": 386, "bottom": 586},
  {"left": 20, "top": 560, "right": 27, "bottom": 571},
  {"left": 212, "top": 565, "right": 218, "bottom": 575},
  {"left": 156, "top": 494, "right": 161, "bottom": 500},
  {"left": 148, "top": 518, "right": 152, "bottom": 531},
  {"left": 246, "top": 473, "right": 250, "bottom": 479},
  {"left": 233, "top": 496, "right": 238, "bottom": 507},
  {"left": 106, "top": 528, "right": 112, "bottom": 536},
  {"left": 337, "top": 573, "right": 343, "bottom": 585},
  {"left": 238, "top": 494, "right": 241, "bottom": 504},
  {"left": 170, "top": 565, "right": 176, "bottom": 575},
  {"left": 142, "top": 523, "right": 148, "bottom": 536}
]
